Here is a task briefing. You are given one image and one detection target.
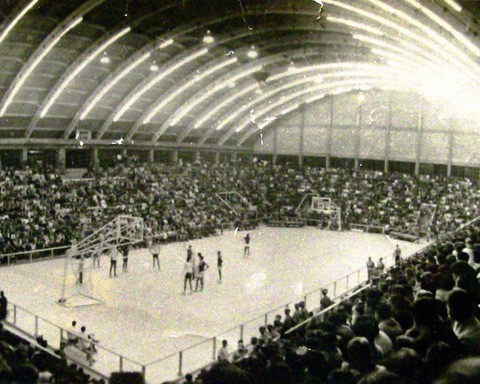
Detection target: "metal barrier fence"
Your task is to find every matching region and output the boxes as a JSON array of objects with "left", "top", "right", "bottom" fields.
[
  {"left": 142, "top": 265, "right": 370, "bottom": 383},
  {"left": 4, "top": 301, "right": 146, "bottom": 379},
  {"left": 0, "top": 245, "right": 71, "bottom": 265}
]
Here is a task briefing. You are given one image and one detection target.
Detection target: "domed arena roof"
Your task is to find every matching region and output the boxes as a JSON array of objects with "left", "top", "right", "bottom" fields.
[{"left": 0, "top": 0, "right": 479, "bottom": 148}]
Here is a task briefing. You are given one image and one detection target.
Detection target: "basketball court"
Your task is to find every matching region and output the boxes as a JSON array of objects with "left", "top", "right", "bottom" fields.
[{"left": 0, "top": 227, "right": 423, "bottom": 382}]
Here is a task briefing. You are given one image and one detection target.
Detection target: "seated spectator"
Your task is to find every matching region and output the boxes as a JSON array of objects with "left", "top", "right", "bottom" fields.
[
  {"left": 447, "top": 289, "right": 480, "bottom": 356},
  {"left": 406, "top": 298, "right": 459, "bottom": 357},
  {"left": 375, "top": 303, "right": 403, "bottom": 343},
  {"left": 343, "top": 337, "right": 386, "bottom": 381}
]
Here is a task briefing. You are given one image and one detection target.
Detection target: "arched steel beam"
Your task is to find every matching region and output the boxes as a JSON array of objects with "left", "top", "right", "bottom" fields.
[
  {"left": 0, "top": 0, "right": 39, "bottom": 47},
  {"left": 236, "top": 81, "right": 403, "bottom": 146},
  {"left": 131, "top": 55, "right": 241, "bottom": 141},
  {"left": 177, "top": 5, "right": 480, "bottom": 145},
  {"left": 25, "top": 1, "right": 189, "bottom": 138},
  {"left": 322, "top": 0, "right": 480, "bottom": 81},
  {"left": 155, "top": 33, "right": 364, "bottom": 143},
  {"left": 25, "top": 26, "right": 131, "bottom": 138},
  {"left": 217, "top": 67, "right": 419, "bottom": 146},
  {"left": 195, "top": 61, "right": 381, "bottom": 145},
  {"left": 0, "top": 0, "right": 106, "bottom": 117},
  {"left": 63, "top": 38, "right": 175, "bottom": 139},
  {"left": 147, "top": 33, "right": 359, "bottom": 142},
  {"left": 69, "top": 1, "right": 477, "bottom": 140},
  {"left": 95, "top": 9, "right": 327, "bottom": 139}
]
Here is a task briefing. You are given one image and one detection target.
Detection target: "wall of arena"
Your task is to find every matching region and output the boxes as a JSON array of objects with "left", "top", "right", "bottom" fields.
[{"left": 253, "top": 89, "right": 480, "bottom": 177}]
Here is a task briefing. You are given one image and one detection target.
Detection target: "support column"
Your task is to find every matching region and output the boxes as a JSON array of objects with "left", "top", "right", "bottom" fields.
[
  {"left": 21, "top": 148, "right": 27, "bottom": 166},
  {"left": 171, "top": 150, "right": 178, "bottom": 164},
  {"left": 447, "top": 120, "right": 454, "bottom": 177},
  {"left": 149, "top": 149, "right": 154, "bottom": 162},
  {"left": 299, "top": 104, "right": 305, "bottom": 169},
  {"left": 56, "top": 148, "right": 66, "bottom": 172},
  {"left": 195, "top": 150, "right": 201, "bottom": 162},
  {"left": 215, "top": 151, "right": 220, "bottom": 165},
  {"left": 273, "top": 125, "right": 278, "bottom": 165},
  {"left": 354, "top": 94, "right": 362, "bottom": 170},
  {"left": 231, "top": 151, "right": 237, "bottom": 162},
  {"left": 326, "top": 96, "right": 334, "bottom": 170},
  {"left": 415, "top": 98, "right": 424, "bottom": 176},
  {"left": 384, "top": 92, "right": 392, "bottom": 173}
]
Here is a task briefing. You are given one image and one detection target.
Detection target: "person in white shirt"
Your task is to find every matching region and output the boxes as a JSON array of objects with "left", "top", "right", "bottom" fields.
[
  {"left": 150, "top": 239, "right": 161, "bottom": 270},
  {"left": 218, "top": 339, "right": 229, "bottom": 362},
  {"left": 109, "top": 246, "right": 118, "bottom": 277},
  {"left": 93, "top": 237, "right": 103, "bottom": 268},
  {"left": 66, "top": 320, "right": 78, "bottom": 346}
]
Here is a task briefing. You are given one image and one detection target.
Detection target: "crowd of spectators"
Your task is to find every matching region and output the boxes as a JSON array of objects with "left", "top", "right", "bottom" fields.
[
  {"left": 0, "top": 320, "right": 105, "bottom": 384},
  {"left": 1, "top": 157, "right": 479, "bottom": 256},
  {"left": 176, "top": 221, "right": 480, "bottom": 384}
]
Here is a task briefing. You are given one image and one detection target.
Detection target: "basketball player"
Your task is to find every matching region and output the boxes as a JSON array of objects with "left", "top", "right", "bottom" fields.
[
  {"left": 394, "top": 245, "right": 402, "bottom": 266},
  {"left": 93, "top": 235, "right": 104, "bottom": 268},
  {"left": 195, "top": 254, "right": 209, "bottom": 292},
  {"left": 109, "top": 246, "right": 118, "bottom": 277},
  {"left": 77, "top": 255, "right": 84, "bottom": 285},
  {"left": 183, "top": 254, "right": 194, "bottom": 294},
  {"left": 150, "top": 239, "right": 161, "bottom": 270},
  {"left": 122, "top": 244, "right": 130, "bottom": 272},
  {"left": 217, "top": 251, "right": 223, "bottom": 283},
  {"left": 243, "top": 234, "right": 251, "bottom": 258}
]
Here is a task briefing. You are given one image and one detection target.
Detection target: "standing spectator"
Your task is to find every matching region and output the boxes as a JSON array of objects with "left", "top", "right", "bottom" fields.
[
  {"left": 0, "top": 291, "right": 8, "bottom": 322},
  {"left": 321, "top": 288, "right": 334, "bottom": 310},
  {"left": 367, "top": 257, "right": 375, "bottom": 281},
  {"left": 218, "top": 339, "right": 229, "bottom": 362},
  {"left": 377, "top": 258, "right": 385, "bottom": 275},
  {"left": 66, "top": 320, "right": 78, "bottom": 346}
]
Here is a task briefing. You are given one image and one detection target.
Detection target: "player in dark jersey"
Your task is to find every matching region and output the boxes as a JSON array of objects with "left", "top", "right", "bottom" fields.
[
  {"left": 217, "top": 251, "right": 223, "bottom": 283},
  {"left": 195, "top": 254, "right": 209, "bottom": 292},
  {"left": 243, "top": 234, "right": 250, "bottom": 258},
  {"left": 122, "top": 244, "right": 130, "bottom": 272}
]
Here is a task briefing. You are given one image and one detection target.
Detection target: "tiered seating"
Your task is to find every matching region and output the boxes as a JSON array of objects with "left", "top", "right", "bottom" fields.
[{"left": 179, "top": 222, "right": 480, "bottom": 384}]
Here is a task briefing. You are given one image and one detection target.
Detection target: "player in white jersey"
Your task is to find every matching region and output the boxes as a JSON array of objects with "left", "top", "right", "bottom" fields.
[
  {"left": 150, "top": 239, "right": 161, "bottom": 270},
  {"left": 92, "top": 236, "right": 104, "bottom": 268},
  {"left": 109, "top": 246, "right": 118, "bottom": 277}
]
